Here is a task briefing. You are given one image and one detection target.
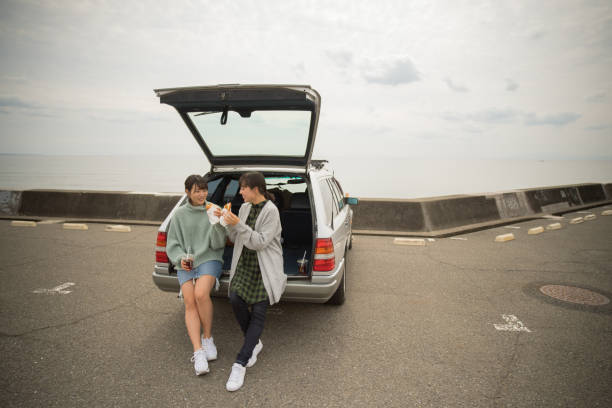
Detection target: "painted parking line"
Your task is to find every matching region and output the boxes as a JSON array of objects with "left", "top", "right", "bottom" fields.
[
  {"left": 504, "top": 226, "right": 521, "bottom": 229},
  {"left": 493, "top": 314, "right": 532, "bottom": 332},
  {"left": 450, "top": 237, "right": 468, "bottom": 241},
  {"left": 33, "top": 282, "right": 75, "bottom": 295}
]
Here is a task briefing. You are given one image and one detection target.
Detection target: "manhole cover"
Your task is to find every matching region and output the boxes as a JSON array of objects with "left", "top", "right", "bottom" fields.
[{"left": 539, "top": 285, "right": 610, "bottom": 306}]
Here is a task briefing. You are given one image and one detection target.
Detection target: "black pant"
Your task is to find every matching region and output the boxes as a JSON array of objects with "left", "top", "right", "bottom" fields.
[{"left": 230, "top": 291, "right": 268, "bottom": 366}]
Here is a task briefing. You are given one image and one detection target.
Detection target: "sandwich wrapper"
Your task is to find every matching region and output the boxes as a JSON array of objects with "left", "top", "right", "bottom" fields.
[
  {"left": 206, "top": 203, "right": 221, "bottom": 225},
  {"left": 206, "top": 202, "right": 231, "bottom": 226},
  {"left": 219, "top": 202, "right": 232, "bottom": 226}
]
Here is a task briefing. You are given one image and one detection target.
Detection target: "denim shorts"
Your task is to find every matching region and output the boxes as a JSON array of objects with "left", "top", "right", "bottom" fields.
[{"left": 177, "top": 260, "right": 223, "bottom": 287}]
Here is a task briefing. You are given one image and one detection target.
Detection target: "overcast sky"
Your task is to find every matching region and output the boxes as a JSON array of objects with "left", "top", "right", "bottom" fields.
[{"left": 1, "top": 0, "right": 611, "bottom": 160}]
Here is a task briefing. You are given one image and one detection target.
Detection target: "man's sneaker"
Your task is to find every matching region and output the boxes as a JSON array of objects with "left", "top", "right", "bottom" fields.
[
  {"left": 246, "top": 340, "right": 263, "bottom": 368},
  {"left": 201, "top": 336, "right": 218, "bottom": 361},
  {"left": 226, "top": 363, "right": 246, "bottom": 392},
  {"left": 191, "top": 348, "right": 209, "bottom": 376}
]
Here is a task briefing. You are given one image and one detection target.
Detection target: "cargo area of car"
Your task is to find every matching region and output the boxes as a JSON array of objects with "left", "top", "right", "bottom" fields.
[{"left": 210, "top": 174, "right": 313, "bottom": 278}]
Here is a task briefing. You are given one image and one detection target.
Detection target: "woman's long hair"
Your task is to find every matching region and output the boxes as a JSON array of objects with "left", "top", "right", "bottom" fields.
[{"left": 239, "top": 172, "right": 273, "bottom": 201}]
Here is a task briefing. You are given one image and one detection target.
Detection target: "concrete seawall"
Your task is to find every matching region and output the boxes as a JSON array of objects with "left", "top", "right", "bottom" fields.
[
  {"left": 0, "top": 190, "right": 182, "bottom": 225},
  {"left": 2, "top": 183, "right": 611, "bottom": 236},
  {"left": 352, "top": 183, "right": 612, "bottom": 236}
]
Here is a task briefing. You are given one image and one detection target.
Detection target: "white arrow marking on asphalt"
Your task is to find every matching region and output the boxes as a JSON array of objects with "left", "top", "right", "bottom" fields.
[
  {"left": 33, "top": 282, "right": 75, "bottom": 295},
  {"left": 493, "top": 314, "right": 531, "bottom": 332}
]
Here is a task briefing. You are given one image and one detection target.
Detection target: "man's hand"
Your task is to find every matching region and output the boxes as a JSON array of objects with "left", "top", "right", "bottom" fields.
[{"left": 223, "top": 211, "right": 240, "bottom": 226}]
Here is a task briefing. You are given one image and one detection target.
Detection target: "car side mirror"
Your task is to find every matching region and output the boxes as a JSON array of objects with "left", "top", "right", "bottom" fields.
[{"left": 344, "top": 197, "right": 359, "bottom": 205}]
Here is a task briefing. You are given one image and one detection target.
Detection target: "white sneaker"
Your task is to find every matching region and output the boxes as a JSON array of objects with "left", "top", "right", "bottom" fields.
[
  {"left": 191, "top": 348, "right": 209, "bottom": 376},
  {"left": 226, "top": 363, "right": 246, "bottom": 392},
  {"left": 246, "top": 340, "right": 263, "bottom": 368},
  {"left": 201, "top": 336, "right": 218, "bottom": 361}
]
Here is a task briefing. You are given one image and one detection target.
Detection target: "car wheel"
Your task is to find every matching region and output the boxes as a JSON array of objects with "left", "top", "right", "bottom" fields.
[{"left": 327, "top": 255, "right": 346, "bottom": 305}]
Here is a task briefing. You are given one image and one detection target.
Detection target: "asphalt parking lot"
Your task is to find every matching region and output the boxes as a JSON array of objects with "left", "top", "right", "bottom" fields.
[{"left": 1, "top": 207, "right": 611, "bottom": 407}]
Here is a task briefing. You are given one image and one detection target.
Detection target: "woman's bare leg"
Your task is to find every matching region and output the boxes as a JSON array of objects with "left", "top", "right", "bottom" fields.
[
  {"left": 181, "top": 281, "right": 202, "bottom": 352},
  {"left": 194, "top": 275, "right": 216, "bottom": 338}
]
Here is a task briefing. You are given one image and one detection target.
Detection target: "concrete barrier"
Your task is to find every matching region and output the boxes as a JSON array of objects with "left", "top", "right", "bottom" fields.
[
  {"left": 604, "top": 183, "right": 612, "bottom": 200},
  {"left": 11, "top": 190, "right": 182, "bottom": 223},
  {"left": 2, "top": 182, "right": 611, "bottom": 236},
  {"left": 0, "top": 191, "right": 22, "bottom": 216},
  {"left": 351, "top": 199, "right": 425, "bottom": 232},
  {"left": 352, "top": 183, "right": 612, "bottom": 236}
]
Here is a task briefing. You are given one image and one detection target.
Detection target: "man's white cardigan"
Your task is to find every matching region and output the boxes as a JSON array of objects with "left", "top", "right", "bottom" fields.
[{"left": 226, "top": 200, "right": 287, "bottom": 305}]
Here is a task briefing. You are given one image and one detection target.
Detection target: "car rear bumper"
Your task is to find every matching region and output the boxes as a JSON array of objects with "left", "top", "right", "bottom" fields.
[{"left": 152, "top": 259, "right": 344, "bottom": 303}]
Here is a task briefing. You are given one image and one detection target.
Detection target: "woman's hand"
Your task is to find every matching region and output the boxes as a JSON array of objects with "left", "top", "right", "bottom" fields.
[
  {"left": 180, "top": 259, "right": 192, "bottom": 271},
  {"left": 223, "top": 210, "right": 240, "bottom": 226},
  {"left": 213, "top": 208, "right": 223, "bottom": 217}
]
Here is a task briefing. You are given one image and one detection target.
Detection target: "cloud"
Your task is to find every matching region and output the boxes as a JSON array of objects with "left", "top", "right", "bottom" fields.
[
  {"left": 585, "top": 92, "right": 606, "bottom": 103},
  {"left": 443, "top": 108, "right": 519, "bottom": 124},
  {"left": 325, "top": 50, "right": 353, "bottom": 68},
  {"left": 470, "top": 108, "right": 518, "bottom": 124},
  {"left": 363, "top": 57, "right": 420, "bottom": 86},
  {"left": 442, "top": 109, "right": 581, "bottom": 127},
  {"left": 505, "top": 78, "right": 519, "bottom": 91},
  {"left": 523, "top": 112, "right": 581, "bottom": 126},
  {"left": 444, "top": 78, "right": 469, "bottom": 93},
  {"left": 585, "top": 124, "right": 611, "bottom": 131},
  {"left": 0, "top": 96, "right": 39, "bottom": 109},
  {"left": 293, "top": 62, "right": 305, "bottom": 76},
  {"left": 0, "top": 76, "right": 29, "bottom": 85},
  {"left": 529, "top": 31, "right": 545, "bottom": 40}
]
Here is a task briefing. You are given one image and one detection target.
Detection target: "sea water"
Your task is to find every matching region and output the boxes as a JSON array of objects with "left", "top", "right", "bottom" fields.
[{"left": 0, "top": 154, "right": 610, "bottom": 199}]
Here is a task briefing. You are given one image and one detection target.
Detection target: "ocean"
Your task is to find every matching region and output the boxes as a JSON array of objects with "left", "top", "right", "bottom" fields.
[{"left": 0, "top": 154, "right": 610, "bottom": 199}]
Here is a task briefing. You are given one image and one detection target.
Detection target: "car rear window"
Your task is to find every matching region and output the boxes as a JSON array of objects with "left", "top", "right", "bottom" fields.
[{"left": 187, "top": 110, "right": 312, "bottom": 157}]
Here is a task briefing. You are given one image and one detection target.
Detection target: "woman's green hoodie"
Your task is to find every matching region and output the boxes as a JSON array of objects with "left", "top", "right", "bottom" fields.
[{"left": 166, "top": 201, "right": 227, "bottom": 268}]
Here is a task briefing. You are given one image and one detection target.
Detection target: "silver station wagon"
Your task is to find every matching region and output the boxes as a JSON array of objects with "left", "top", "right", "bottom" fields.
[{"left": 152, "top": 85, "right": 358, "bottom": 304}]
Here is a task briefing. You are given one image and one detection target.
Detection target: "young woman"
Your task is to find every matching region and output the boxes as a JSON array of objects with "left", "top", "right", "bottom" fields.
[
  {"left": 166, "top": 174, "right": 227, "bottom": 376},
  {"left": 217, "top": 171, "right": 286, "bottom": 392}
]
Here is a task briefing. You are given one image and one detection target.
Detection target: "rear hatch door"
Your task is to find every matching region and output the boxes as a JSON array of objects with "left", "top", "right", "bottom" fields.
[{"left": 155, "top": 84, "right": 321, "bottom": 170}]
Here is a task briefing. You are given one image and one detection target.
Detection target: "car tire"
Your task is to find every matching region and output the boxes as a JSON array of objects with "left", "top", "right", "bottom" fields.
[{"left": 327, "top": 255, "right": 346, "bottom": 305}]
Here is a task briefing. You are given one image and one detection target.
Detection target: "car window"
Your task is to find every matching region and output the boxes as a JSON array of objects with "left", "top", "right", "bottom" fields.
[
  {"left": 319, "top": 180, "right": 336, "bottom": 225},
  {"left": 223, "top": 179, "right": 239, "bottom": 202},
  {"left": 207, "top": 178, "right": 222, "bottom": 200},
  {"left": 187, "top": 110, "right": 312, "bottom": 157},
  {"left": 329, "top": 178, "right": 344, "bottom": 210},
  {"left": 328, "top": 181, "right": 340, "bottom": 217}
]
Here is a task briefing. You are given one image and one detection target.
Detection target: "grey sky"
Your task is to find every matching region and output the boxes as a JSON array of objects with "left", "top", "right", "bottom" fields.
[{"left": 0, "top": 0, "right": 611, "bottom": 160}]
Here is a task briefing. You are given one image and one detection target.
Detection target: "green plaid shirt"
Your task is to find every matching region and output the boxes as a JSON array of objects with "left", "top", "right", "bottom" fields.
[{"left": 231, "top": 201, "right": 269, "bottom": 304}]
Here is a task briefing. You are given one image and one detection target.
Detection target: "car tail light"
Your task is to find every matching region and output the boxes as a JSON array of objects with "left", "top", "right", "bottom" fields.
[
  {"left": 313, "top": 238, "right": 335, "bottom": 272},
  {"left": 156, "top": 231, "right": 167, "bottom": 247},
  {"left": 156, "top": 251, "right": 170, "bottom": 263},
  {"left": 155, "top": 231, "right": 169, "bottom": 264}
]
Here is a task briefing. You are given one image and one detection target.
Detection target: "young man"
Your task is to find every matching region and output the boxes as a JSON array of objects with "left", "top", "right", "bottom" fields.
[
  {"left": 218, "top": 172, "right": 287, "bottom": 391},
  {"left": 166, "top": 174, "right": 227, "bottom": 375}
]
